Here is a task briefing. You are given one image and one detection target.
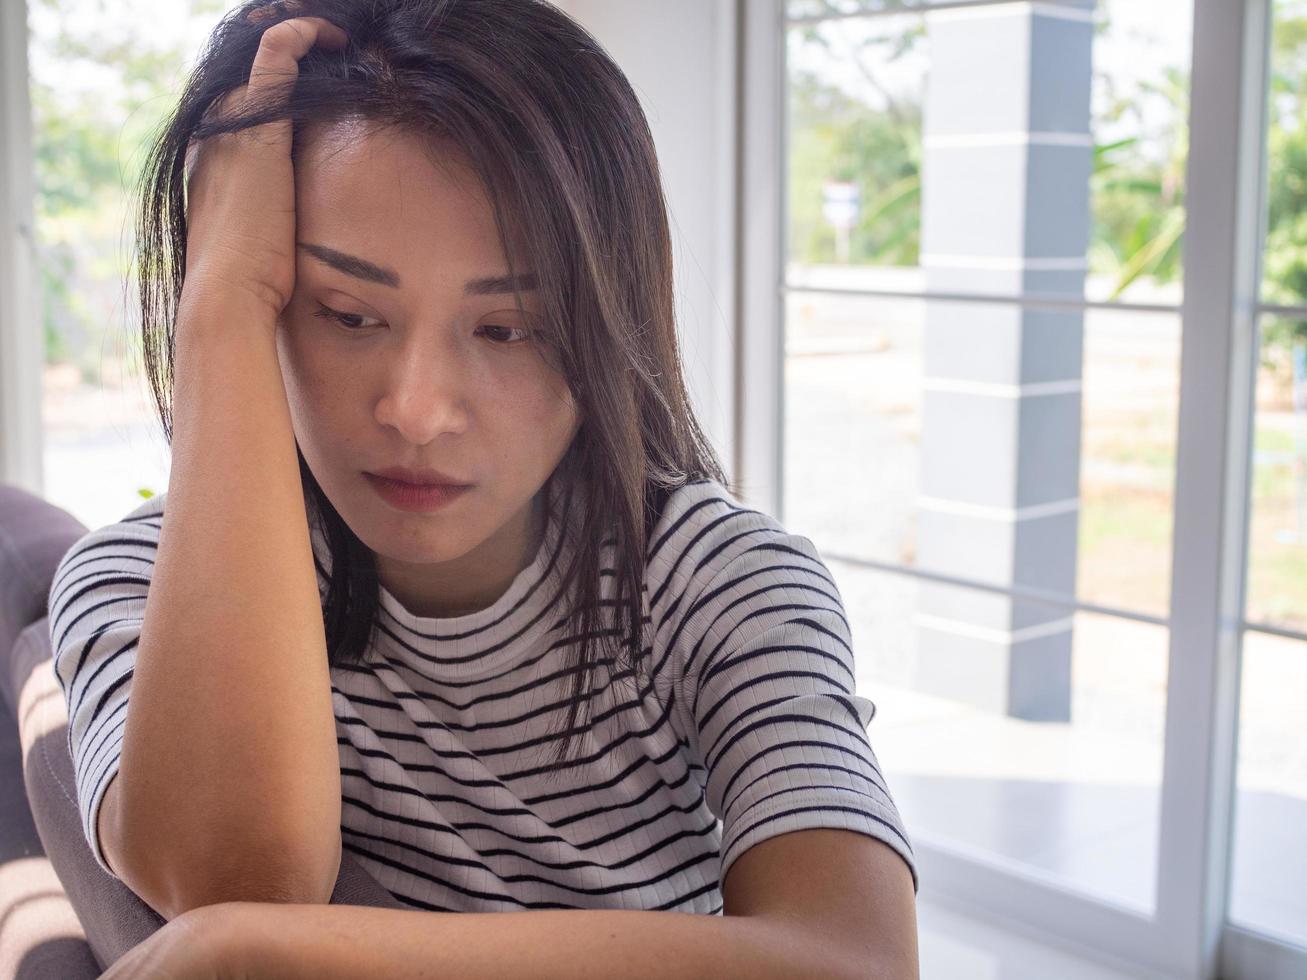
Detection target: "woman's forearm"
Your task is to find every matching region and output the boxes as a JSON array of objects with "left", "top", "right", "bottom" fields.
[
  {"left": 214, "top": 902, "right": 868, "bottom": 980},
  {"left": 112, "top": 291, "right": 341, "bottom": 919}
]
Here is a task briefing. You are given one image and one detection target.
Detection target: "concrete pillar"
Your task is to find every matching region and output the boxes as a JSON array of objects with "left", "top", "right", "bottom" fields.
[{"left": 913, "top": 1, "right": 1095, "bottom": 721}]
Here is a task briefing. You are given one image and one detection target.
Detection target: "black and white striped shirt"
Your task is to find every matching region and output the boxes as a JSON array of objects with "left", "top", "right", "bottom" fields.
[{"left": 47, "top": 477, "right": 917, "bottom": 913}]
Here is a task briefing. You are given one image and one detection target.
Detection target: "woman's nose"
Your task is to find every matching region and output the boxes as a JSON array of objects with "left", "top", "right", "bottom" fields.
[{"left": 373, "top": 342, "right": 470, "bottom": 444}]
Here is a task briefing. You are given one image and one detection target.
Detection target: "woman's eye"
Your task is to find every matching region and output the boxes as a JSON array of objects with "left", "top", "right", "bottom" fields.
[
  {"left": 312, "top": 303, "right": 380, "bottom": 331},
  {"left": 477, "top": 324, "right": 531, "bottom": 345},
  {"left": 311, "top": 304, "right": 531, "bottom": 345}
]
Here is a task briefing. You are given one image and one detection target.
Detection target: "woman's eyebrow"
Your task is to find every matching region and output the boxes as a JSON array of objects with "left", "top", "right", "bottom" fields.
[{"left": 296, "top": 242, "right": 538, "bottom": 295}]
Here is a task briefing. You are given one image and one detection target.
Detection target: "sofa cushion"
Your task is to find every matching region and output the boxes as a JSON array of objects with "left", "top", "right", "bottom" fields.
[
  {"left": 0, "top": 484, "right": 87, "bottom": 670},
  {"left": 0, "top": 637, "right": 99, "bottom": 979}
]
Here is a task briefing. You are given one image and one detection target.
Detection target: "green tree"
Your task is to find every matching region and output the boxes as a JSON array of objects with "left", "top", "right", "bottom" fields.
[
  {"left": 1090, "top": 64, "right": 1188, "bottom": 299},
  {"left": 1263, "top": 10, "right": 1307, "bottom": 355},
  {"left": 29, "top": 0, "right": 234, "bottom": 374},
  {"left": 788, "top": 19, "right": 923, "bottom": 268}
]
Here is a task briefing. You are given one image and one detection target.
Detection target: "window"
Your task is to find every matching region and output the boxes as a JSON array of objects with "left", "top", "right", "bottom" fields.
[
  {"left": 782, "top": 0, "right": 1189, "bottom": 912},
  {"left": 739, "top": 0, "right": 1306, "bottom": 975}
]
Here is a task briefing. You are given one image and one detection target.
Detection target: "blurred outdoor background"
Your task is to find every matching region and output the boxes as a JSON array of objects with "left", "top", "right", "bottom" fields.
[{"left": 24, "top": 0, "right": 1307, "bottom": 965}]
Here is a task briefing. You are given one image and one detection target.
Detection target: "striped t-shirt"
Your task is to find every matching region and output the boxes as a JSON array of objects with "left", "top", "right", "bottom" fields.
[{"left": 47, "top": 476, "right": 917, "bottom": 913}]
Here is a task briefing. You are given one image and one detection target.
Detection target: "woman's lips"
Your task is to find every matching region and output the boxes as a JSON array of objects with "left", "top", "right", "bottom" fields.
[
  {"left": 370, "top": 465, "right": 471, "bottom": 485},
  {"left": 363, "top": 473, "right": 472, "bottom": 513}
]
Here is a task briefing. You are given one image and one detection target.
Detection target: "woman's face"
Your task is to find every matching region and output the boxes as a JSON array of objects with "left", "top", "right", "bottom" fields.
[{"left": 276, "top": 120, "right": 580, "bottom": 608}]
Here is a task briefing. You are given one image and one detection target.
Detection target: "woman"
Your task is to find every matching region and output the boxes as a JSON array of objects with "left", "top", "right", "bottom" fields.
[{"left": 47, "top": 0, "right": 919, "bottom": 974}]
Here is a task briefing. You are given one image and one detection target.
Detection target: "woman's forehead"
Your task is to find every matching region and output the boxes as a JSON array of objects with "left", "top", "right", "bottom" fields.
[
  {"left": 300, "top": 122, "right": 482, "bottom": 202},
  {"left": 298, "top": 132, "right": 516, "bottom": 261}
]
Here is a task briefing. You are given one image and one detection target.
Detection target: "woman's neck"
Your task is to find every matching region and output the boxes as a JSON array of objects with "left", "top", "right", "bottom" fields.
[{"left": 375, "top": 491, "right": 547, "bottom": 619}]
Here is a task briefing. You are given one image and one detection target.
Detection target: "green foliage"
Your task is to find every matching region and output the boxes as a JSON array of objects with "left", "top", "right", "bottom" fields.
[
  {"left": 39, "top": 240, "right": 75, "bottom": 364},
  {"left": 30, "top": 0, "right": 232, "bottom": 368},
  {"left": 1261, "top": 8, "right": 1307, "bottom": 352},
  {"left": 789, "top": 69, "right": 922, "bottom": 266},
  {"left": 1089, "top": 63, "right": 1189, "bottom": 298},
  {"left": 1263, "top": 131, "right": 1307, "bottom": 352},
  {"left": 788, "top": 20, "right": 924, "bottom": 267}
]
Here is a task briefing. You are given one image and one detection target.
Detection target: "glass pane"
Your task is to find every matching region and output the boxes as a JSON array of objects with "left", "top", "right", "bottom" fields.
[
  {"left": 1246, "top": 316, "right": 1307, "bottom": 633},
  {"left": 782, "top": 290, "right": 1180, "bottom": 620},
  {"left": 1228, "top": 632, "right": 1307, "bottom": 943},
  {"left": 785, "top": 0, "right": 1192, "bottom": 305},
  {"left": 781, "top": 288, "right": 1176, "bottom": 908},
  {"left": 30, "top": 0, "right": 243, "bottom": 529},
  {"left": 1261, "top": 0, "right": 1307, "bottom": 308},
  {"left": 1079, "top": 308, "right": 1180, "bottom": 618},
  {"left": 828, "top": 559, "right": 1166, "bottom": 911}
]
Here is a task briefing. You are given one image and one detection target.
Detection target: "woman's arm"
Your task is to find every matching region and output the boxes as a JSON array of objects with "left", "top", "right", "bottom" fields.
[
  {"left": 106, "top": 10, "right": 350, "bottom": 922},
  {"left": 207, "top": 893, "right": 890, "bottom": 980},
  {"left": 108, "top": 293, "right": 341, "bottom": 920}
]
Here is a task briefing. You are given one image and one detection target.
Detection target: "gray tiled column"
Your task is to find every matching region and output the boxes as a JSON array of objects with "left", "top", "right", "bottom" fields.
[{"left": 913, "top": 2, "right": 1094, "bottom": 721}]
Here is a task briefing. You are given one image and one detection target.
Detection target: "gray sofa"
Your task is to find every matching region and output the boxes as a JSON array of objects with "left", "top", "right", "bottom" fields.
[{"left": 0, "top": 481, "right": 406, "bottom": 978}]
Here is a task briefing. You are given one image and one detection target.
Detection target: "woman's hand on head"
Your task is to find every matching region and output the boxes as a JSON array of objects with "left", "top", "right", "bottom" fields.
[{"left": 181, "top": 2, "right": 349, "bottom": 321}]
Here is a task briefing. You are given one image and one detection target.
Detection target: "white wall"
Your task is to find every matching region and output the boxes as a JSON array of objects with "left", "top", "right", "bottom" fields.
[{"left": 553, "top": 0, "right": 741, "bottom": 482}]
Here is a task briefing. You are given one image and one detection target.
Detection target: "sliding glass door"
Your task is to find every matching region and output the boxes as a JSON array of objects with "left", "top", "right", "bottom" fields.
[{"left": 740, "top": 1, "right": 1305, "bottom": 976}]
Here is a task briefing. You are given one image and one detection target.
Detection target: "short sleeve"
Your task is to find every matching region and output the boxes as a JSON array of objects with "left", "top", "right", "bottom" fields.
[
  {"left": 660, "top": 486, "right": 918, "bottom": 895},
  {"left": 46, "top": 495, "right": 165, "bottom": 881}
]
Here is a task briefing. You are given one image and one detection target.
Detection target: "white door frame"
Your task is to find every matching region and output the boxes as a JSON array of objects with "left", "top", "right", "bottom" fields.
[{"left": 0, "top": 0, "right": 43, "bottom": 496}]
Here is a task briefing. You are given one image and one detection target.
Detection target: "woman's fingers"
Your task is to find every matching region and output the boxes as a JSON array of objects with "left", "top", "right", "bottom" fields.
[
  {"left": 179, "top": 5, "right": 350, "bottom": 315},
  {"left": 185, "top": 10, "right": 347, "bottom": 183},
  {"left": 244, "top": 16, "right": 349, "bottom": 104}
]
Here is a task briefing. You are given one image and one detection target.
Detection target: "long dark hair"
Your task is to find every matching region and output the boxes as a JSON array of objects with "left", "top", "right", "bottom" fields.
[{"left": 134, "top": 0, "right": 732, "bottom": 771}]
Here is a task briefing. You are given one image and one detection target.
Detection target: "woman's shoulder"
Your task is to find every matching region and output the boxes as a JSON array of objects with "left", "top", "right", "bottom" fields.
[
  {"left": 644, "top": 477, "right": 824, "bottom": 602},
  {"left": 58, "top": 492, "right": 167, "bottom": 563},
  {"left": 47, "top": 493, "right": 167, "bottom": 623},
  {"left": 651, "top": 476, "right": 792, "bottom": 546},
  {"left": 59, "top": 492, "right": 166, "bottom": 558}
]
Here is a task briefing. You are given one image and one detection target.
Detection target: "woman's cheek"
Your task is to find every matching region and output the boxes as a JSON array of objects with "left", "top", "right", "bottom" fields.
[
  {"left": 525, "top": 379, "right": 581, "bottom": 453},
  {"left": 278, "top": 324, "right": 351, "bottom": 434},
  {"left": 468, "top": 347, "right": 551, "bottom": 403},
  {"left": 510, "top": 356, "right": 575, "bottom": 417}
]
